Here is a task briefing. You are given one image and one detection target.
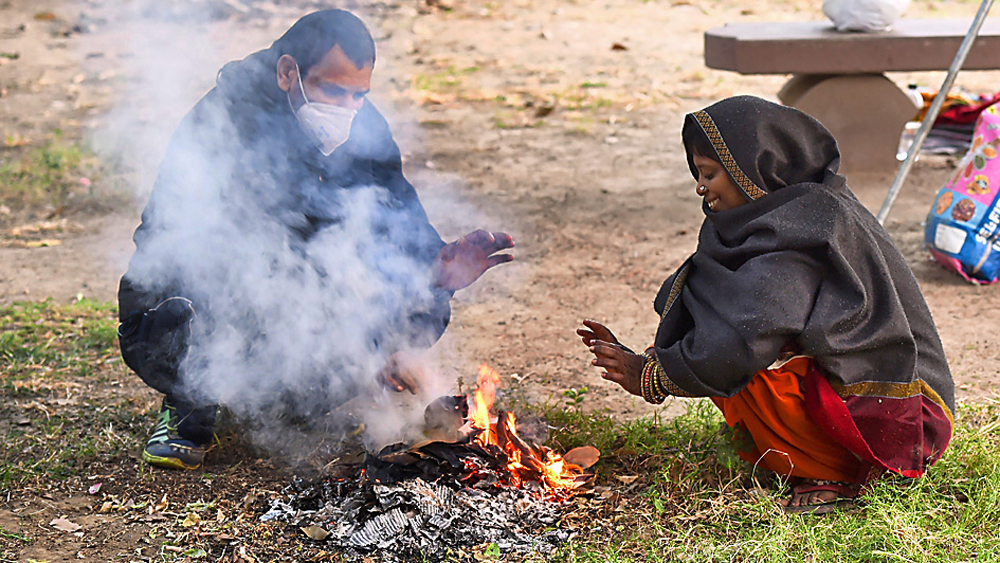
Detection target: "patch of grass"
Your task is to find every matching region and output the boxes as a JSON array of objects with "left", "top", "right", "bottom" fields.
[
  {"left": 0, "top": 133, "right": 128, "bottom": 218},
  {"left": 0, "top": 298, "right": 121, "bottom": 380},
  {"left": 0, "top": 527, "right": 31, "bottom": 543},
  {"left": 539, "top": 399, "right": 1000, "bottom": 562},
  {"left": 412, "top": 65, "right": 481, "bottom": 93},
  {"left": 1, "top": 394, "right": 147, "bottom": 490},
  {"left": 556, "top": 92, "right": 616, "bottom": 112},
  {"left": 0, "top": 300, "right": 146, "bottom": 489}
]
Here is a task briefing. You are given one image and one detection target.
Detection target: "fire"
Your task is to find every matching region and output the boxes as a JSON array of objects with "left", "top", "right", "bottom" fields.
[
  {"left": 470, "top": 363, "right": 500, "bottom": 444},
  {"left": 468, "top": 363, "right": 586, "bottom": 490}
]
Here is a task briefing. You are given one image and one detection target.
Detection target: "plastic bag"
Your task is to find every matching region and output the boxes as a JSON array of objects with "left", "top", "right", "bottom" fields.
[
  {"left": 822, "top": 0, "right": 911, "bottom": 32},
  {"left": 924, "top": 102, "right": 1000, "bottom": 284}
]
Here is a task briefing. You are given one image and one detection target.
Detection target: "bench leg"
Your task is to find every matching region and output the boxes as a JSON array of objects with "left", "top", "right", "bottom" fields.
[{"left": 778, "top": 73, "right": 918, "bottom": 173}]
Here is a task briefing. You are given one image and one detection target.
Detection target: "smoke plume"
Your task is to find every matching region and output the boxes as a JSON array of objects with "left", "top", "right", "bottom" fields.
[{"left": 94, "top": 1, "right": 500, "bottom": 452}]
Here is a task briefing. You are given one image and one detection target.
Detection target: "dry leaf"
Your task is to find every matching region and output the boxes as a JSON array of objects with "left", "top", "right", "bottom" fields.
[
  {"left": 563, "top": 446, "right": 600, "bottom": 469},
  {"left": 534, "top": 105, "right": 555, "bottom": 118},
  {"left": 34, "top": 11, "right": 57, "bottom": 20},
  {"left": 50, "top": 517, "right": 82, "bottom": 532},
  {"left": 181, "top": 512, "right": 201, "bottom": 527},
  {"left": 300, "top": 526, "right": 330, "bottom": 540},
  {"left": 3, "top": 134, "right": 28, "bottom": 147},
  {"left": 615, "top": 475, "right": 639, "bottom": 484},
  {"left": 25, "top": 239, "right": 62, "bottom": 248}
]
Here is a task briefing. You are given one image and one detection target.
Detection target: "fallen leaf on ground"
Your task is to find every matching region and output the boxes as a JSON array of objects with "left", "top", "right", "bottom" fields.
[
  {"left": 34, "top": 11, "right": 57, "bottom": 20},
  {"left": 301, "top": 526, "right": 330, "bottom": 540},
  {"left": 181, "top": 512, "right": 202, "bottom": 527},
  {"left": 50, "top": 517, "right": 81, "bottom": 532},
  {"left": 3, "top": 134, "right": 28, "bottom": 147},
  {"left": 563, "top": 446, "right": 600, "bottom": 469},
  {"left": 25, "top": 239, "right": 62, "bottom": 248},
  {"left": 534, "top": 105, "right": 555, "bottom": 118},
  {"left": 615, "top": 475, "right": 639, "bottom": 484}
]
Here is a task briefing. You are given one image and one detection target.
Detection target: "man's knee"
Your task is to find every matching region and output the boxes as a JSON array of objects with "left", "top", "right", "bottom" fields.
[{"left": 118, "top": 297, "right": 196, "bottom": 395}]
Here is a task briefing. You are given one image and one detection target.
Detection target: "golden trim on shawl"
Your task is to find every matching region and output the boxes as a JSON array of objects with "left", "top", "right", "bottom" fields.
[
  {"left": 653, "top": 359, "right": 695, "bottom": 398},
  {"left": 830, "top": 379, "right": 956, "bottom": 427},
  {"left": 692, "top": 111, "right": 768, "bottom": 201},
  {"left": 653, "top": 263, "right": 694, "bottom": 397},
  {"left": 659, "top": 262, "right": 690, "bottom": 321}
]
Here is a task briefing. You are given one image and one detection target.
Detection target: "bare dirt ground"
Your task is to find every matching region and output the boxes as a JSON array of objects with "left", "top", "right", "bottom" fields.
[{"left": 3, "top": 0, "right": 1000, "bottom": 560}]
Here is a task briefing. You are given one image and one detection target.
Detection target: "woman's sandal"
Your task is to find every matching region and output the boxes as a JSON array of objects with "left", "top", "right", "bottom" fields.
[{"left": 781, "top": 479, "right": 859, "bottom": 515}]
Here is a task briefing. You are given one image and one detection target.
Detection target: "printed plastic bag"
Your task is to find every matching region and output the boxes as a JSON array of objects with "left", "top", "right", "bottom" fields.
[
  {"left": 823, "top": 0, "right": 911, "bottom": 32},
  {"left": 924, "top": 102, "right": 1000, "bottom": 284}
]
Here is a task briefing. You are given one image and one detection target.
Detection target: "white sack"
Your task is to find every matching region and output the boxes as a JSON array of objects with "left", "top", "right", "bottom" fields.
[{"left": 823, "top": 0, "right": 911, "bottom": 32}]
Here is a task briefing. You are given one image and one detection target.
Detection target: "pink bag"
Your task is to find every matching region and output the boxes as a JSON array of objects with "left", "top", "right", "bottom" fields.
[{"left": 924, "top": 102, "right": 1000, "bottom": 284}]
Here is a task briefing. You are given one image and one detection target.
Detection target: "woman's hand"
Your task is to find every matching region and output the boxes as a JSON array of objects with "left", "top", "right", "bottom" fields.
[
  {"left": 576, "top": 319, "right": 629, "bottom": 350},
  {"left": 432, "top": 230, "right": 515, "bottom": 292},
  {"left": 588, "top": 340, "right": 646, "bottom": 397}
]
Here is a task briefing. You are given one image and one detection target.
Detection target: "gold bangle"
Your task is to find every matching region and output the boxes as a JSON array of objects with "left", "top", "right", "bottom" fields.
[
  {"left": 649, "top": 356, "right": 695, "bottom": 398},
  {"left": 640, "top": 353, "right": 665, "bottom": 404}
]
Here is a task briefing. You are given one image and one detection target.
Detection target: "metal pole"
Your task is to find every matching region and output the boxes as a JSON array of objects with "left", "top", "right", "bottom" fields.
[{"left": 876, "top": 0, "right": 995, "bottom": 225}]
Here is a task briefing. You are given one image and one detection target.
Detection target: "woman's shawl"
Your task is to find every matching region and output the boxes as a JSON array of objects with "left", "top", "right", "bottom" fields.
[{"left": 653, "top": 96, "right": 954, "bottom": 477}]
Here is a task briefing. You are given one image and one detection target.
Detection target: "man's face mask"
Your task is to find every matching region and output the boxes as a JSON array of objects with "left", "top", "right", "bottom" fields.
[{"left": 289, "top": 63, "right": 357, "bottom": 156}]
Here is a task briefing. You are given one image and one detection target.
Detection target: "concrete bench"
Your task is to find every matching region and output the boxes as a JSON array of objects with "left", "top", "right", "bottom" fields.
[{"left": 704, "top": 19, "right": 1000, "bottom": 171}]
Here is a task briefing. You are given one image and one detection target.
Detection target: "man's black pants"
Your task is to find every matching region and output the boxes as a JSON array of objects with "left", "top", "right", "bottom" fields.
[{"left": 118, "top": 297, "right": 216, "bottom": 443}]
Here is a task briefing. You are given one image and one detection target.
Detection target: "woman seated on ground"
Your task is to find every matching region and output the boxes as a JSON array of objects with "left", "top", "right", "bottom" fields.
[{"left": 580, "top": 95, "right": 955, "bottom": 513}]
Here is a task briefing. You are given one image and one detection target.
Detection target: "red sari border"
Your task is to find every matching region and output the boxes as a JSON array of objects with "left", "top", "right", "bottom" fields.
[{"left": 802, "top": 363, "right": 953, "bottom": 478}]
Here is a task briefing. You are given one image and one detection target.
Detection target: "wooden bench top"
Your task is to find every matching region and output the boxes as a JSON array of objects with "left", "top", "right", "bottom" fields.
[{"left": 705, "top": 19, "right": 1000, "bottom": 75}]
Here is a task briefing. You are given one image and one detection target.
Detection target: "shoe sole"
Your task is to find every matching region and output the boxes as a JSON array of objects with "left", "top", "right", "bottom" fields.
[{"left": 142, "top": 449, "right": 202, "bottom": 471}]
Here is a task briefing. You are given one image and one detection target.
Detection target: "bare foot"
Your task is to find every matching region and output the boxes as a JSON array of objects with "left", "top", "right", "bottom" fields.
[
  {"left": 778, "top": 479, "right": 858, "bottom": 513},
  {"left": 779, "top": 488, "right": 840, "bottom": 507}
]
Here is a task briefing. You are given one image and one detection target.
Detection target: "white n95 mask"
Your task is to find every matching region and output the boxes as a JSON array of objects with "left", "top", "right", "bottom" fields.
[{"left": 289, "top": 63, "right": 357, "bottom": 156}]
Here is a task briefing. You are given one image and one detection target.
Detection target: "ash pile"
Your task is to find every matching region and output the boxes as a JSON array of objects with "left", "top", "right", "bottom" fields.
[
  {"left": 259, "top": 395, "right": 599, "bottom": 561},
  {"left": 261, "top": 472, "right": 572, "bottom": 561}
]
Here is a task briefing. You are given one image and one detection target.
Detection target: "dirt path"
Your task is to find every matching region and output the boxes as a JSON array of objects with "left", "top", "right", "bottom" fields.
[{"left": 3, "top": 0, "right": 999, "bottom": 418}]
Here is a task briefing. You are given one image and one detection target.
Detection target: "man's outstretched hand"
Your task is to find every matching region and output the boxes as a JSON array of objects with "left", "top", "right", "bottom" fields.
[{"left": 432, "top": 230, "right": 514, "bottom": 292}]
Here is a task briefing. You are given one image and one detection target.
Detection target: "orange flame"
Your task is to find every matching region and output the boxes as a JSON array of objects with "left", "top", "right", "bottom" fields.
[
  {"left": 469, "top": 363, "right": 585, "bottom": 490},
  {"left": 471, "top": 364, "right": 500, "bottom": 446}
]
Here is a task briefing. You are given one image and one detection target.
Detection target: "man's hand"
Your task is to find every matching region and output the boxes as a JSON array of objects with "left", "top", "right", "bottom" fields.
[
  {"left": 432, "top": 230, "right": 514, "bottom": 292},
  {"left": 376, "top": 351, "right": 425, "bottom": 394},
  {"left": 588, "top": 340, "right": 645, "bottom": 397}
]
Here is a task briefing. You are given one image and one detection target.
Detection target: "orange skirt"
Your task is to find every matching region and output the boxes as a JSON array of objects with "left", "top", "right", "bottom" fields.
[{"left": 711, "top": 356, "right": 866, "bottom": 482}]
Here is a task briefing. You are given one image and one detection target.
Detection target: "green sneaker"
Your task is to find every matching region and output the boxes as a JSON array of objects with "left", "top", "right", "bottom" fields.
[{"left": 142, "top": 399, "right": 211, "bottom": 470}]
